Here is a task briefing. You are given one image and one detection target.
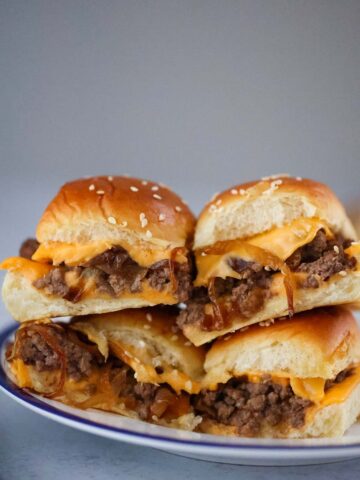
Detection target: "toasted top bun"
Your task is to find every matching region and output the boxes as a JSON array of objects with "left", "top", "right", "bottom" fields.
[
  {"left": 36, "top": 176, "right": 195, "bottom": 249},
  {"left": 71, "top": 307, "right": 206, "bottom": 393},
  {"left": 204, "top": 307, "right": 360, "bottom": 387},
  {"left": 194, "top": 175, "right": 357, "bottom": 249}
]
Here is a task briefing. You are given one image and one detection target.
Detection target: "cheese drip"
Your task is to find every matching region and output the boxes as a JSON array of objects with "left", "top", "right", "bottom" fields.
[{"left": 195, "top": 218, "right": 332, "bottom": 286}]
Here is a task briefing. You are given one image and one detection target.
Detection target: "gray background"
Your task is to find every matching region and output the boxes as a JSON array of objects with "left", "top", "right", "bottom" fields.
[{"left": 1, "top": 1, "right": 360, "bottom": 478}]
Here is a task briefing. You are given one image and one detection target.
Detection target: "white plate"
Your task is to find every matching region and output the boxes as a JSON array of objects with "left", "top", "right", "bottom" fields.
[{"left": 1, "top": 324, "right": 360, "bottom": 466}]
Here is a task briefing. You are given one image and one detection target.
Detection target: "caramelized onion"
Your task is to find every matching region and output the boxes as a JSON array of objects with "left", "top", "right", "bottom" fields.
[{"left": 198, "top": 240, "right": 295, "bottom": 318}]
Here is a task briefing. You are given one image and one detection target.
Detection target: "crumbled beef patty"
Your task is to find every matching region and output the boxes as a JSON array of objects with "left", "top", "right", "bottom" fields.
[
  {"left": 16, "top": 325, "right": 98, "bottom": 381},
  {"left": 32, "top": 246, "right": 192, "bottom": 302},
  {"left": 14, "top": 324, "right": 186, "bottom": 421},
  {"left": 177, "top": 261, "right": 272, "bottom": 331},
  {"left": 286, "top": 230, "right": 356, "bottom": 288},
  {"left": 193, "top": 375, "right": 313, "bottom": 436},
  {"left": 19, "top": 238, "right": 40, "bottom": 259},
  {"left": 324, "top": 367, "right": 354, "bottom": 391}
]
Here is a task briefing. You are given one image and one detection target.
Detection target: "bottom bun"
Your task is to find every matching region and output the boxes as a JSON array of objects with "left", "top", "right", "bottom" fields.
[
  {"left": 197, "top": 382, "right": 360, "bottom": 438},
  {"left": 2, "top": 271, "right": 176, "bottom": 321}
]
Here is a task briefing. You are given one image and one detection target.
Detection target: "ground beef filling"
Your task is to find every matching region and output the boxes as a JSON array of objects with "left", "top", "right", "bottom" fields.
[
  {"left": 193, "top": 375, "right": 313, "bottom": 436},
  {"left": 24, "top": 241, "right": 191, "bottom": 302},
  {"left": 178, "top": 230, "right": 356, "bottom": 331},
  {"left": 15, "top": 326, "right": 100, "bottom": 381},
  {"left": 286, "top": 229, "right": 356, "bottom": 288},
  {"left": 14, "top": 325, "right": 187, "bottom": 421},
  {"left": 177, "top": 260, "right": 272, "bottom": 331}
]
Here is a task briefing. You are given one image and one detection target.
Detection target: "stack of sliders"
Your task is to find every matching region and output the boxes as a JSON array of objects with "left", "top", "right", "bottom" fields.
[
  {"left": 1, "top": 176, "right": 205, "bottom": 430},
  {"left": 2, "top": 174, "right": 360, "bottom": 438},
  {"left": 177, "top": 175, "right": 360, "bottom": 437}
]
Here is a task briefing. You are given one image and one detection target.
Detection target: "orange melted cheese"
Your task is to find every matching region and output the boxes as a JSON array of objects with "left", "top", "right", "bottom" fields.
[
  {"left": 108, "top": 340, "right": 200, "bottom": 394},
  {"left": 0, "top": 258, "right": 177, "bottom": 302},
  {"left": 195, "top": 218, "right": 333, "bottom": 286},
  {"left": 0, "top": 257, "right": 53, "bottom": 282},
  {"left": 32, "top": 240, "right": 187, "bottom": 267},
  {"left": 243, "top": 367, "right": 360, "bottom": 405}
]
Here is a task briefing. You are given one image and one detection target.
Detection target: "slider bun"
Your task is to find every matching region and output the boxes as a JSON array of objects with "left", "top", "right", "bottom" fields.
[
  {"left": 182, "top": 251, "right": 360, "bottom": 345},
  {"left": 198, "top": 381, "right": 360, "bottom": 438},
  {"left": 203, "top": 307, "right": 360, "bottom": 387},
  {"left": 195, "top": 176, "right": 356, "bottom": 249},
  {"left": 37, "top": 176, "right": 195, "bottom": 248},
  {"left": 2, "top": 271, "right": 178, "bottom": 322},
  {"left": 71, "top": 307, "right": 206, "bottom": 392}
]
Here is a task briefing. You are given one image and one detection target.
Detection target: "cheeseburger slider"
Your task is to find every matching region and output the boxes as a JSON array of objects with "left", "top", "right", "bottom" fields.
[
  {"left": 6, "top": 308, "right": 204, "bottom": 430},
  {"left": 1, "top": 176, "right": 195, "bottom": 321},
  {"left": 194, "top": 307, "right": 360, "bottom": 438},
  {"left": 178, "top": 175, "right": 360, "bottom": 345}
]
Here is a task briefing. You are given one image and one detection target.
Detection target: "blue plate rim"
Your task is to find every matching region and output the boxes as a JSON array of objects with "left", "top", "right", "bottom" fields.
[{"left": 1, "top": 323, "right": 360, "bottom": 452}]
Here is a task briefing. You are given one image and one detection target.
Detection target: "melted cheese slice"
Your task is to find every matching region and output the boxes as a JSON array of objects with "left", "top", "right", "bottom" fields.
[
  {"left": 32, "top": 240, "right": 187, "bottom": 267},
  {"left": 0, "top": 257, "right": 53, "bottom": 281},
  {"left": 195, "top": 218, "right": 332, "bottom": 286},
  {"left": 245, "top": 366, "right": 360, "bottom": 405},
  {"left": 108, "top": 340, "right": 200, "bottom": 394}
]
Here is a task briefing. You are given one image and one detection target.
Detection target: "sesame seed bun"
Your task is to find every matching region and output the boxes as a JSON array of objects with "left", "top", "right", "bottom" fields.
[
  {"left": 203, "top": 307, "right": 360, "bottom": 387},
  {"left": 198, "top": 307, "right": 360, "bottom": 439},
  {"left": 70, "top": 307, "right": 206, "bottom": 394},
  {"left": 37, "top": 176, "right": 195, "bottom": 249},
  {"left": 194, "top": 176, "right": 356, "bottom": 249},
  {"left": 181, "top": 249, "right": 360, "bottom": 346}
]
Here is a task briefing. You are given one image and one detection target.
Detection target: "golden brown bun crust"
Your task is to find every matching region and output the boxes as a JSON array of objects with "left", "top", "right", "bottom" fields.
[
  {"left": 195, "top": 175, "right": 356, "bottom": 248},
  {"left": 36, "top": 176, "right": 195, "bottom": 246},
  {"left": 204, "top": 307, "right": 360, "bottom": 383}
]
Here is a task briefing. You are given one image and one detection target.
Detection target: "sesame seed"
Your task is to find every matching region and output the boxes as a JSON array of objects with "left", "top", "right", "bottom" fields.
[
  {"left": 145, "top": 230, "right": 152, "bottom": 238},
  {"left": 185, "top": 381, "right": 193, "bottom": 391},
  {"left": 201, "top": 252, "right": 207, "bottom": 257},
  {"left": 96, "top": 190, "right": 105, "bottom": 195},
  {"left": 215, "top": 199, "right": 222, "bottom": 206},
  {"left": 107, "top": 216, "right": 117, "bottom": 224},
  {"left": 120, "top": 221, "right": 128, "bottom": 227},
  {"left": 139, "top": 213, "right": 148, "bottom": 228},
  {"left": 151, "top": 185, "right": 159, "bottom": 191},
  {"left": 211, "top": 192, "right": 219, "bottom": 201},
  {"left": 141, "top": 180, "right": 148, "bottom": 186},
  {"left": 130, "top": 186, "right": 139, "bottom": 192},
  {"left": 333, "top": 245, "right": 340, "bottom": 254},
  {"left": 171, "top": 335, "right": 178, "bottom": 341},
  {"left": 296, "top": 176, "right": 302, "bottom": 181},
  {"left": 107, "top": 175, "right": 113, "bottom": 181},
  {"left": 239, "top": 189, "right": 246, "bottom": 195},
  {"left": 153, "top": 194, "right": 162, "bottom": 200},
  {"left": 152, "top": 415, "right": 159, "bottom": 422},
  {"left": 339, "top": 270, "right": 347, "bottom": 276},
  {"left": 230, "top": 189, "right": 238, "bottom": 195},
  {"left": 88, "top": 184, "right": 95, "bottom": 191},
  {"left": 184, "top": 341, "right": 192, "bottom": 347},
  {"left": 144, "top": 324, "right": 151, "bottom": 330},
  {"left": 223, "top": 336, "right": 231, "bottom": 341},
  {"left": 264, "top": 266, "right": 272, "bottom": 271},
  {"left": 158, "top": 213, "right": 165, "bottom": 221},
  {"left": 209, "top": 205, "right": 217, "bottom": 212},
  {"left": 175, "top": 206, "right": 182, "bottom": 212},
  {"left": 138, "top": 340, "right": 146, "bottom": 348},
  {"left": 146, "top": 313, "right": 152, "bottom": 322}
]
